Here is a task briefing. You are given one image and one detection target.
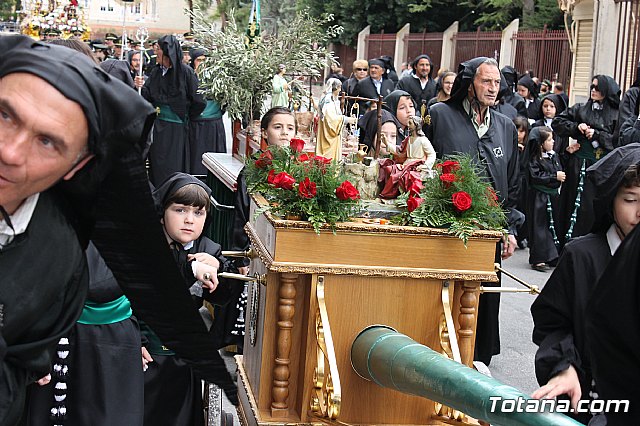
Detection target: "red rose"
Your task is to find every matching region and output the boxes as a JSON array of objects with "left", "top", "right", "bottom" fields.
[
  {"left": 313, "top": 155, "right": 332, "bottom": 165},
  {"left": 439, "top": 173, "right": 456, "bottom": 188},
  {"left": 335, "top": 180, "right": 360, "bottom": 200},
  {"left": 298, "top": 153, "right": 311, "bottom": 162},
  {"left": 437, "top": 160, "right": 461, "bottom": 175},
  {"left": 407, "top": 195, "right": 424, "bottom": 212},
  {"left": 267, "top": 169, "right": 276, "bottom": 184},
  {"left": 272, "top": 171, "right": 296, "bottom": 190},
  {"left": 255, "top": 150, "right": 273, "bottom": 169},
  {"left": 290, "top": 138, "right": 305, "bottom": 153},
  {"left": 298, "top": 177, "right": 317, "bottom": 199},
  {"left": 452, "top": 191, "right": 472, "bottom": 212}
]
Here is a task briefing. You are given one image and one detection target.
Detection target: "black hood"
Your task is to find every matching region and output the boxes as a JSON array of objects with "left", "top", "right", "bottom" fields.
[
  {"left": 189, "top": 47, "right": 206, "bottom": 70},
  {"left": 0, "top": 35, "right": 156, "bottom": 198},
  {"left": 593, "top": 75, "right": 621, "bottom": 109},
  {"left": 153, "top": 172, "right": 213, "bottom": 230},
  {"left": 358, "top": 109, "right": 403, "bottom": 148},
  {"left": 517, "top": 74, "right": 538, "bottom": 99},
  {"left": 411, "top": 54, "right": 433, "bottom": 79},
  {"left": 100, "top": 59, "right": 135, "bottom": 89},
  {"left": 447, "top": 56, "right": 498, "bottom": 105},
  {"left": 526, "top": 126, "right": 552, "bottom": 160},
  {"left": 539, "top": 93, "right": 567, "bottom": 117},
  {"left": 587, "top": 143, "right": 640, "bottom": 232},
  {"left": 501, "top": 65, "right": 518, "bottom": 89},
  {"left": 383, "top": 89, "right": 416, "bottom": 116}
]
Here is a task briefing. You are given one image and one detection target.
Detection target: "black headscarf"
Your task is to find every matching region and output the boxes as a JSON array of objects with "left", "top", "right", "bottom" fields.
[
  {"left": 593, "top": 75, "right": 621, "bottom": 109},
  {"left": 526, "top": 126, "right": 553, "bottom": 161},
  {"left": 517, "top": 74, "right": 538, "bottom": 99},
  {"left": 411, "top": 54, "right": 433, "bottom": 78},
  {"left": 153, "top": 172, "right": 211, "bottom": 218},
  {"left": 357, "top": 109, "right": 402, "bottom": 149},
  {"left": 100, "top": 59, "right": 135, "bottom": 89},
  {"left": 587, "top": 143, "right": 640, "bottom": 233},
  {"left": 538, "top": 93, "right": 567, "bottom": 117},
  {"left": 189, "top": 47, "right": 205, "bottom": 70},
  {"left": 146, "top": 35, "right": 191, "bottom": 120},
  {"left": 383, "top": 89, "right": 416, "bottom": 117},
  {"left": 0, "top": 35, "right": 237, "bottom": 399},
  {"left": 446, "top": 57, "right": 499, "bottom": 105},
  {"left": 501, "top": 65, "right": 518, "bottom": 90}
]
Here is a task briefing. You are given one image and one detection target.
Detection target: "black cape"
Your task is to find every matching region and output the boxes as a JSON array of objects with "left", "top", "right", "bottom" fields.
[
  {"left": 587, "top": 224, "right": 640, "bottom": 426},
  {"left": 396, "top": 74, "right": 437, "bottom": 113}
]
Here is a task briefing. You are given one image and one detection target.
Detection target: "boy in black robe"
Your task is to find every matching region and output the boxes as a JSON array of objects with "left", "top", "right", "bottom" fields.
[{"left": 531, "top": 143, "right": 640, "bottom": 424}]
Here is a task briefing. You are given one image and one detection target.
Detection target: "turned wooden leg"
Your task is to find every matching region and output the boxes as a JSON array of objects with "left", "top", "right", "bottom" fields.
[
  {"left": 271, "top": 273, "right": 298, "bottom": 417},
  {"left": 458, "top": 282, "right": 479, "bottom": 368}
]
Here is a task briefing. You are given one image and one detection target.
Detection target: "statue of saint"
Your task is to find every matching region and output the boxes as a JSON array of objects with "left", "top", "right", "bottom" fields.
[
  {"left": 315, "top": 78, "right": 357, "bottom": 161},
  {"left": 383, "top": 115, "right": 436, "bottom": 170}
]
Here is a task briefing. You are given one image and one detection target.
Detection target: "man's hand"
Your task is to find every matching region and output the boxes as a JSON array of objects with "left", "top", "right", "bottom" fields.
[
  {"left": 532, "top": 365, "right": 582, "bottom": 409},
  {"left": 578, "top": 123, "right": 590, "bottom": 134},
  {"left": 556, "top": 171, "right": 566, "bottom": 182},
  {"left": 566, "top": 143, "right": 580, "bottom": 154},
  {"left": 134, "top": 75, "right": 145, "bottom": 89},
  {"left": 501, "top": 234, "right": 517, "bottom": 260}
]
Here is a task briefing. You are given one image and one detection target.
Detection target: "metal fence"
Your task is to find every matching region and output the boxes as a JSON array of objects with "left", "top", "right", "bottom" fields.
[
  {"left": 405, "top": 31, "right": 444, "bottom": 71},
  {"left": 365, "top": 32, "right": 396, "bottom": 60},
  {"left": 512, "top": 27, "right": 572, "bottom": 87},
  {"left": 453, "top": 30, "right": 502, "bottom": 67}
]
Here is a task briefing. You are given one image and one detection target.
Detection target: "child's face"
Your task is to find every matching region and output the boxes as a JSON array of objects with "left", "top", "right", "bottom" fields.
[
  {"left": 542, "top": 99, "right": 557, "bottom": 119},
  {"left": 542, "top": 134, "right": 554, "bottom": 152},
  {"left": 395, "top": 96, "right": 415, "bottom": 128},
  {"left": 517, "top": 128, "right": 526, "bottom": 144},
  {"left": 163, "top": 203, "right": 207, "bottom": 245},
  {"left": 613, "top": 185, "right": 640, "bottom": 237},
  {"left": 262, "top": 114, "right": 296, "bottom": 147},
  {"left": 517, "top": 85, "right": 530, "bottom": 99}
]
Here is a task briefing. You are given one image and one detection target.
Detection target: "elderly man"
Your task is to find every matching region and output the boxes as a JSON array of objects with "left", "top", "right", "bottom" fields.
[
  {"left": 427, "top": 57, "right": 522, "bottom": 368},
  {"left": 0, "top": 35, "right": 235, "bottom": 425},
  {"left": 396, "top": 54, "right": 437, "bottom": 118},
  {"left": 352, "top": 58, "right": 396, "bottom": 111}
]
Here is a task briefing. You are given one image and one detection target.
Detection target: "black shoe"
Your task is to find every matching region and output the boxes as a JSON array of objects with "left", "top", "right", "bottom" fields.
[{"left": 531, "top": 263, "right": 549, "bottom": 272}]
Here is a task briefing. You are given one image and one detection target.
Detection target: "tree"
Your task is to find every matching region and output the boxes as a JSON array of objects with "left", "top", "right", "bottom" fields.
[
  {"left": 0, "top": 0, "right": 18, "bottom": 21},
  {"left": 464, "top": 0, "right": 563, "bottom": 30}
]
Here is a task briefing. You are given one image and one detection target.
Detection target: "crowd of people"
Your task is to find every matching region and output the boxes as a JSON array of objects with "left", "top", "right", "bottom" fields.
[{"left": 1, "top": 28, "right": 639, "bottom": 426}]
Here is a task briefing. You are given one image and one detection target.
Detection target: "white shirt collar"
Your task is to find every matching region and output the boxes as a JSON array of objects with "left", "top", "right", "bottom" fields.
[
  {"left": 182, "top": 240, "right": 194, "bottom": 250},
  {"left": 0, "top": 193, "right": 40, "bottom": 247},
  {"left": 606, "top": 223, "right": 623, "bottom": 255}
]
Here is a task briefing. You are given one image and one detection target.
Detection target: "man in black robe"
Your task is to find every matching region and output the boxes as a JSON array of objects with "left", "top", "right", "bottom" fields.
[
  {"left": 500, "top": 65, "right": 527, "bottom": 118},
  {"left": 396, "top": 54, "right": 437, "bottom": 120},
  {"left": 352, "top": 58, "right": 396, "bottom": 111},
  {"left": 0, "top": 35, "right": 236, "bottom": 426},
  {"left": 142, "top": 35, "right": 205, "bottom": 186},
  {"left": 426, "top": 57, "right": 522, "bottom": 366}
]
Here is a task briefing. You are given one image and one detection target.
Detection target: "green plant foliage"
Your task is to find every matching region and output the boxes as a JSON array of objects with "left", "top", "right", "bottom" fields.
[
  {"left": 190, "top": 7, "right": 340, "bottom": 121},
  {"left": 244, "top": 141, "right": 361, "bottom": 233},
  {"left": 393, "top": 154, "right": 507, "bottom": 244}
]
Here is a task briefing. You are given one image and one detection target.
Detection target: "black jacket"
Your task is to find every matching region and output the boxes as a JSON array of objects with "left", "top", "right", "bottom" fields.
[
  {"left": 352, "top": 76, "right": 396, "bottom": 110},
  {"left": 427, "top": 102, "right": 522, "bottom": 234},
  {"left": 396, "top": 74, "right": 437, "bottom": 112}
]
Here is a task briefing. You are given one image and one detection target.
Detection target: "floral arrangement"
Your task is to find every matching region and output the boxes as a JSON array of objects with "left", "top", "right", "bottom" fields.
[
  {"left": 244, "top": 139, "right": 361, "bottom": 233},
  {"left": 394, "top": 155, "right": 507, "bottom": 243}
]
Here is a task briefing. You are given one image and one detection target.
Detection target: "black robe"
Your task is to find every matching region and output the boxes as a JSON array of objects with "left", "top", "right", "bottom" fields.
[
  {"left": 502, "top": 92, "right": 528, "bottom": 118},
  {"left": 396, "top": 74, "right": 437, "bottom": 115},
  {"left": 24, "top": 242, "right": 144, "bottom": 426},
  {"left": 552, "top": 98, "right": 619, "bottom": 245},
  {"left": 142, "top": 63, "right": 206, "bottom": 186},
  {"left": 619, "top": 114, "right": 640, "bottom": 145},
  {"left": 587, "top": 225, "right": 640, "bottom": 426},
  {"left": 0, "top": 192, "right": 88, "bottom": 426},
  {"left": 527, "top": 154, "right": 562, "bottom": 265},
  {"left": 614, "top": 86, "right": 639, "bottom": 145},
  {"left": 427, "top": 101, "right": 522, "bottom": 364},
  {"left": 188, "top": 100, "right": 227, "bottom": 176},
  {"left": 531, "top": 232, "right": 611, "bottom": 424},
  {"left": 352, "top": 76, "right": 395, "bottom": 111}
]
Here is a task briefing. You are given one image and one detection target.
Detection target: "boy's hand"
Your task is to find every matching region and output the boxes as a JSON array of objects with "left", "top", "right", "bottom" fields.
[
  {"left": 188, "top": 253, "right": 220, "bottom": 270},
  {"left": 195, "top": 265, "right": 219, "bottom": 293}
]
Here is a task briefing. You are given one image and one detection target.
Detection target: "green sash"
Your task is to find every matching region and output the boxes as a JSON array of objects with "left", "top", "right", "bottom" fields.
[{"left": 77, "top": 295, "right": 132, "bottom": 325}]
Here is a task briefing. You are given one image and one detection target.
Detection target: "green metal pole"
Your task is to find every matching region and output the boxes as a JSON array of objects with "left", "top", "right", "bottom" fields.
[{"left": 351, "top": 326, "right": 584, "bottom": 426}]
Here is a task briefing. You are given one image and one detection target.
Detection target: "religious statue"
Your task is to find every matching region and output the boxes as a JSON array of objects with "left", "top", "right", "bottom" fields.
[
  {"left": 383, "top": 115, "right": 437, "bottom": 171},
  {"left": 271, "top": 64, "right": 290, "bottom": 108},
  {"left": 315, "top": 78, "right": 357, "bottom": 161},
  {"left": 343, "top": 159, "right": 380, "bottom": 200}
]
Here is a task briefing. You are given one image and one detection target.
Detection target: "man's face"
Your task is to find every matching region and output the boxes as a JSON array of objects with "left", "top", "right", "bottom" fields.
[
  {"left": 193, "top": 55, "right": 205, "bottom": 71},
  {"left": 369, "top": 64, "right": 383, "bottom": 80},
  {"left": 469, "top": 64, "right": 501, "bottom": 108},
  {"left": 130, "top": 53, "right": 140, "bottom": 72},
  {"left": 0, "top": 73, "right": 90, "bottom": 214},
  {"left": 415, "top": 58, "right": 431, "bottom": 79}
]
